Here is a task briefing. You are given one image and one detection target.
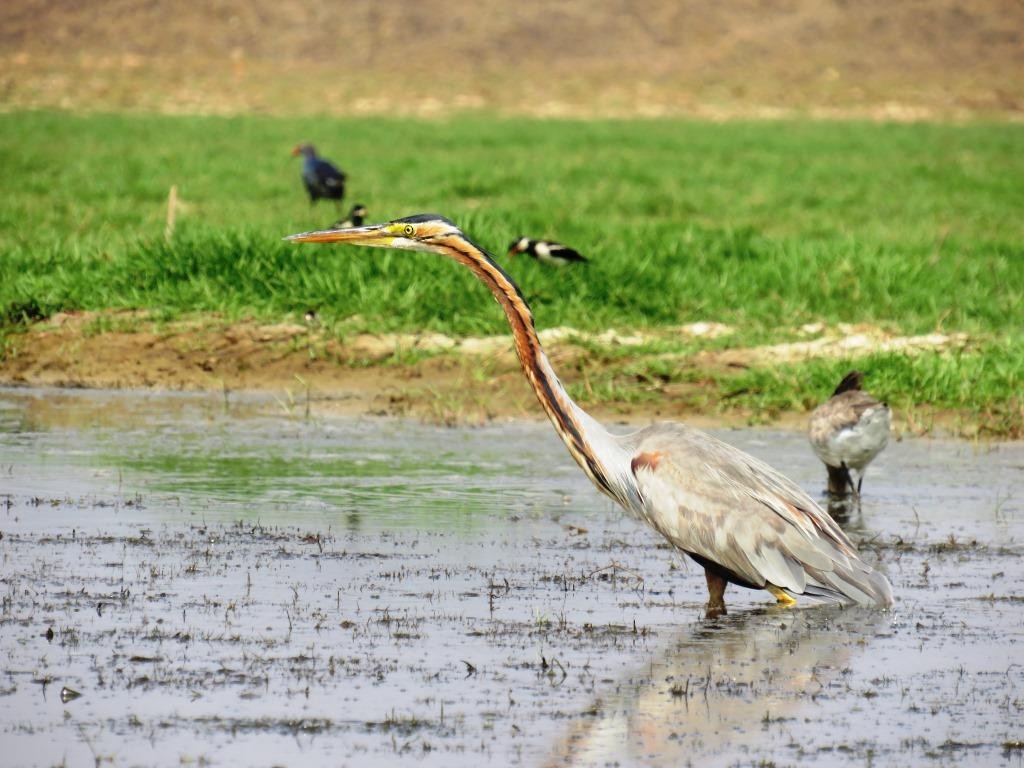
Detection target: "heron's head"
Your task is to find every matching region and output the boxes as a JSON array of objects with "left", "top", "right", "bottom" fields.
[
  {"left": 507, "top": 237, "right": 529, "bottom": 257},
  {"left": 291, "top": 143, "right": 315, "bottom": 158},
  {"left": 286, "top": 213, "right": 464, "bottom": 255}
]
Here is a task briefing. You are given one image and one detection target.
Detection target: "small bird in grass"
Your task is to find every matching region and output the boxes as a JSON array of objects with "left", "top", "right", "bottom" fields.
[
  {"left": 333, "top": 203, "right": 368, "bottom": 229},
  {"left": 507, "top": 236, "right": 588, "bottom": 266},
  {"left": 291, "top": 143, "right": 346, "bottom": 207},
  {"left": 287, "top": 214, "right": 892, "bottom": 614},
  {"left": 808, "top": 371, "right": 891, "bottom": 499}
]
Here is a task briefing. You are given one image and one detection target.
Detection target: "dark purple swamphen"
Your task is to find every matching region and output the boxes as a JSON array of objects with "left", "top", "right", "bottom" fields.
[{"left": 291, "top": 143, "right": 346, "bottom": 207}]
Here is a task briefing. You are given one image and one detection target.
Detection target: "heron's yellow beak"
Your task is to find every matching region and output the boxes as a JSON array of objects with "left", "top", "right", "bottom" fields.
[{"left": 285, "top": 223, "right": 397, "bottom": 248}]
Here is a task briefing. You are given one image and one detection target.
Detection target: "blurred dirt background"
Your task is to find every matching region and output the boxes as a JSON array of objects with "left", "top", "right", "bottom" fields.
[
  {"left": 2, "top": 0, "right": 1022, "bottom": 118},
  {"left": 1, "top": 1, "right": 1020, "bottom": 428}
]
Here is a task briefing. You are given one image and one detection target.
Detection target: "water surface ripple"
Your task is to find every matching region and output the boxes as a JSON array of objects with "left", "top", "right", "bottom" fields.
[{"left": 1, "top": 388, "right": 1022, "bottom": 766}]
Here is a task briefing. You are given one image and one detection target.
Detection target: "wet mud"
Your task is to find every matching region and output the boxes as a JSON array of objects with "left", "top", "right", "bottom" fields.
[{"left": 1, "top": 388, "right": 1022, "bottom": 766}]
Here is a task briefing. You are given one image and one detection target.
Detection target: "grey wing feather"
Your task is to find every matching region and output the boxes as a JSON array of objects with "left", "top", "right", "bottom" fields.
[
  {"left": 622, "top": 423, "right": 892, "bottom": 606},
  {"left": 808, "top": 390, "right": 891, "bottom": 470},
  {"left": 811, "top": 390, "right": 884, "bottom": 434}
]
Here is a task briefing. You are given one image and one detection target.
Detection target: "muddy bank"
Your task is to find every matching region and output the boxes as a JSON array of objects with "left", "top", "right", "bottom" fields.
[
  {"left": 0, "top": 312, "right": 974, "bottom": 431},
  {"left": 1, "top": 388, "right": 1022, "bottom": 766}
]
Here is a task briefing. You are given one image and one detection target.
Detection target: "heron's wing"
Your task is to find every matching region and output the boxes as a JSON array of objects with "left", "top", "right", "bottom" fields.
[{"left": 626, "top": 423, "right": 891, "bottom": 605}]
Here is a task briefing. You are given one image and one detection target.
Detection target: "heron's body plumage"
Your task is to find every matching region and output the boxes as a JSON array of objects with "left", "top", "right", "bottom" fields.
[{"left": 619, "top": 423, "right": 892, "bottom": 605}]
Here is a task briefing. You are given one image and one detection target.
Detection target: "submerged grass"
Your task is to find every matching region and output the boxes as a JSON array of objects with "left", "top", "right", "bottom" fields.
[{"left": 0, "top": 111, "right": 1021, "bottom": 431}]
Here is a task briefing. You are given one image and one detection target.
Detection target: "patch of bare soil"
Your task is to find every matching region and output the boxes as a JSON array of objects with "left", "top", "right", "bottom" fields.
[
  {"left": 0, "top": 311, "right": 638, "bottom": 424},
  {"left": 0, "top": 311, "right": 972, "bottom": 432},
  {"left": 1, "top": 0, "right": 1022, "bottom": 118},
  {"left": 693, "top": 322, "right": 970, "bottom": 367}
]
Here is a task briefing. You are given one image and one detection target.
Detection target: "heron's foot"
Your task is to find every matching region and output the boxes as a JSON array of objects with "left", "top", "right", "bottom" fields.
[
  {"left": 704, "top": 570, "right": 729, "bottom": 617},
  {"left": 767, "top": 585, "right": 797, "bottom": 606},
  {"left": 705, "top": 600, "right": 727, "bottom": 618}
]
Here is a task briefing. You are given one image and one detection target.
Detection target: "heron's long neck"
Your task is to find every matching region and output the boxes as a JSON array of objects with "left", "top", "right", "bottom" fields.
[{"left": 438, "top": 235, "right": 630, "bottom": 501}]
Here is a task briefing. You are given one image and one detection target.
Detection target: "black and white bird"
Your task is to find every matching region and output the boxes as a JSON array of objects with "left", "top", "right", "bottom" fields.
[
  {"left": 808, "top": 371, "right": 891, "bottom": 498},
  {"left": 333, "top": 204, "right": 367, "bottom": 230},
  {"left": 507, "top": 236, "right": 587, "bottom": 266},
  {"left": 291, "top": 143, "right": 346, "bottom": 206}
]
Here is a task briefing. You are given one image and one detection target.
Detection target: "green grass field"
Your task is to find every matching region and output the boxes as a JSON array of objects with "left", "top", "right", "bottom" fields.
[{"left": 0, "top": 111, "right": 1021, "bottom": 432}]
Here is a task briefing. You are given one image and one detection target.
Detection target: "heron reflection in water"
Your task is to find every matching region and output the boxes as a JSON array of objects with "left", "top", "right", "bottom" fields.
[{"left": 544, "top": 607, "right": 889, "bottom": 766}]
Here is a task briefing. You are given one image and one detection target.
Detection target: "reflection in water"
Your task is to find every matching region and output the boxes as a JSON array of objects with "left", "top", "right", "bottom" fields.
[
  {"left": 827, "top": 492, "right": 861, "bottom": 527},
  {"left": 0, "top": 386, "right": 241, "bottom": 433},
  {"left": 0, "top": 387, "right": 563, "bottom": 531},
  {"left": 546, "top": 607, "right": 888, "bottom": 766}
]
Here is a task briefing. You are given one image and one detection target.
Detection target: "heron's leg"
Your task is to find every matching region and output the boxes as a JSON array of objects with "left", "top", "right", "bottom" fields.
[
  {"left": 826, "top": 464, "right": 852, "bottom": 498},
  {"left": 704, "top": 570, "right": 728, "bottom": 616},
  {"left": 767, "top": 585, "right": 797, "bottom": 606},
  {"left": 843, "top": 462, "right": 858, "bottom": 496}
]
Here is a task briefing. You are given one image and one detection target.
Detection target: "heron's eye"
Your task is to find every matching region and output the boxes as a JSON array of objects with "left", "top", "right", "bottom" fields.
[{"left": 403, "top": 224, "right": 415, "bottom": 237}]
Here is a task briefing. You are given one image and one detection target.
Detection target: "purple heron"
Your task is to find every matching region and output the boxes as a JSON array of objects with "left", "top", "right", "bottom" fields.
[
  {"left": 287, "top": 214, "right": 893, "bottom": 614},
  {"left": 507, "top": 236, "right": 588, "bottom": 266},
  {"left": 809, "top": 370, "right": 891, "bottom": 498}
]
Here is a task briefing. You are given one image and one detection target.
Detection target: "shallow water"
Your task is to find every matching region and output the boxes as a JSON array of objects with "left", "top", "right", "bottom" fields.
[{"left": 1, "top": 387, "right": 1022, "bottom": 767}]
